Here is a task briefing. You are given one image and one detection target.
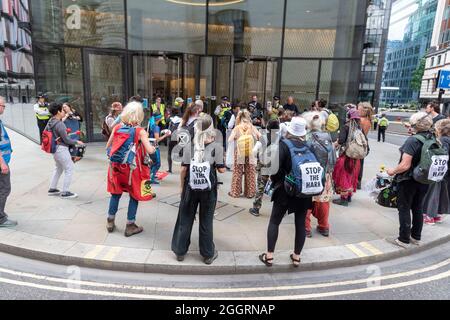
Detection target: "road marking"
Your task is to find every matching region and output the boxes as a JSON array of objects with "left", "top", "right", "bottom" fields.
[
  {"left": 0, "top": 258, "right": 450, "bottom": 294},
  {"left": 84, "top": 245, "right": 105, "bottom": 259},
  {"left": 360, "top": 242, "right": 383, "bottom": 255},
  {"left": 103, "top": 247, "right": 121, "bottom": 261},
  {"left": 0, "top": 268, "right": 449, "bottom": 300},
  {"left": 346, "top": 244, "right": 368, "bottom": 257}
]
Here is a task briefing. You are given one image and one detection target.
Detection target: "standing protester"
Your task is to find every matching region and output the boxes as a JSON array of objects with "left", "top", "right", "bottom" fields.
[
  {"left": 228, "top": 110, "right": 261, "bottom": 199},
  {"left": 278, "top": 109, "right": 294, "bottom": 138},
  {"left": 304, "top": 112, "right": 335, "bottom": 238},
  {"left": 225, "top": 104, "right": 241, "bottom": 130},
  {"left": 0, "top": 96, "right": 17, "bottom": 228},
  {"left": 152, "top": 96, "right": 167, "bottom": 129},
  {"left": 425, "top": 101, "right": 446, "bottom": 125},
  {"left": 214, "top": 96, "right": 231, "bottom": 150},
  {"left": 422, "top": 119, "right": 450, "bottom": 225},
  {"left": 62, "top": 103, "right": 84, "bottom": 162},
  {"left": 166, "top": 100, "right": 184, "bottom": 174},
  {"left": 387, "top": 112, "right": 434, "bottom": 248},
  {"left": 47, "top": 103, "right": 85, "bottom": 199},
  {"left": 34, "top": 94, "right": 50, "bottom": 143},
  {"left": 249, "top": 119, "right": 280, "bottom": 217},
  {"left": 358, "top": 102, "right": 374, "bottom": 189},
  {"left": 378, "top": 114, "right": 389, "bottom": 143},
  {"left": 148, "top": 113, "right": 170, "bottom": 184},
  {"left": 259, "top": 117, "right": 316, "bottom": 267},
  {"left": 332, "top": 107, "right": 366, "bottom": 206},
  {"left": 102, "top": 102, "right": 123, "bottom": 139},
  {"left": 283, "top": 96, "right": 300, "bottom": 115},
  {"left": 172, "top": 114, "right": 226, "bottom": 265},
  {"left": 106, "top": 102, "right": 156, "bottom": 237}
]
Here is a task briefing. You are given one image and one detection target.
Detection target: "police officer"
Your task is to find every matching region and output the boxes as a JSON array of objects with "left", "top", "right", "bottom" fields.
[
  {"left": 214, "top": 96, "right": 231, "bottom": 149},
  {"left": 34, "top": 94, "right": 50, "bottom": 143}
]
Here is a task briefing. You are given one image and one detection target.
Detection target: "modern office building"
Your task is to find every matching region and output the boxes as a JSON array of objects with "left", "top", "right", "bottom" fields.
[
  {"left": 359, "top": 0, "right": 393, "bottom": 110},
  {"left": 380, "top": 0, "right": 438, "bottom": 106},
  {"left": 420, "top": 0, "right": 450, "bottom": 113},
  {"left": 1, "top": 0, "right": 369, "bottom": 142}
]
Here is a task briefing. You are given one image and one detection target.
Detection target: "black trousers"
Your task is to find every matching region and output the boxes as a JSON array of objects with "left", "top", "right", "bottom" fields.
[
  {"left": 171, "top": 187, "right": 217, "bottom": 259},
  {"left": 267, "top": 199, "right": 308, "bottom": 255},
  {"left": 0, "top": 171, "right": 11, "bottom": 224},
  {"left": 167, "top": 141, "right": 177, "bottom": 172},
  {"left": 397, "top": 180, "right": 428, "bottom": 243},
  {"left": 358, "top": 159, "right": 365, "bottom": 187},
  {"left": 378, "top": 127, "right": 386, "bottom": 142},
  {"left": 37, "top": 119, "right": 49, "bottom": 143}
]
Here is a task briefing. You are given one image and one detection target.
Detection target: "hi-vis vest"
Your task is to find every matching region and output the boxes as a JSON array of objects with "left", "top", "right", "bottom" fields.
[
  {"left": 36, "top": 104, "right": 50, "bottom": 121},
  {"left": 0, "top": 120, "right": 12, "bottom": 165},
  {"left": 152, "top": 103, "right": 166, "bottom": 125},
  {"left": 218, "top": 104, "right": 231, "bottom": 120}
]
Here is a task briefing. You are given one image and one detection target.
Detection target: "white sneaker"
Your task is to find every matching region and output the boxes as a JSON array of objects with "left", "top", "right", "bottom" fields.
[
  {"left": 410, "top": 238, "right": 421, "bottom": 246},
  {"left": 388, "top": 238, "right": 410, "bottom": 249}
]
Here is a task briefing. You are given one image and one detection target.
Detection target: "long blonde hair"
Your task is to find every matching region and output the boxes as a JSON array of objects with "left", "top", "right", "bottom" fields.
[
  {"left": 193, "top": 114, "right": 216, "bottom": 163},
  {"left": 235, "top": 109, "right": 252, "bottom": 126}
]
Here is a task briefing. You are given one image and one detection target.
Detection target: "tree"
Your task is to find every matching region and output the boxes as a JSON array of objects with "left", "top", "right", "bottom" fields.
[{"left": 410, "top": 57, "right": 426, "bottom": 91}]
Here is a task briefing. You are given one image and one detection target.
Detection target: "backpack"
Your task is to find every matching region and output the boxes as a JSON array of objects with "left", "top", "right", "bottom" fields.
[
  {"left": 221, "top": 110, "right": 233, "bottom": 129},
  {"left": 109, "top": 125, "right": 138, "bottom": 165},
  {"left": 41, "top": 124, "right": 58, "bottom": 154},
  {"left": 309, "top": 132, "right": 336, "bottom": 173},
  {"left": 102, "top": 115, "right": 114, "bottom": 139},
  {"left": 412, "top": 134, "right": 449, "bottom": 185},
  {"left": 283, "top": 139, "right": 325, "bottom": 198},
  {"left": 189, "top": 160, "right": 212, "bottom": 191},
  {"left": 325, "top": 110, "right": 340, "bottom": 133},
  {"left": 345, "top": 122, "right": 368, "bottom": 160},
  {"left": 237, "top": 126, "right": 254, "bottom": 157}
]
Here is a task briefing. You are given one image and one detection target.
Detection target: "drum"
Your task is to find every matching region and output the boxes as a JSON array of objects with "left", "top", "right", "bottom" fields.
[{"left": 70, "top": 145, "right": 86, "bottom": 163}]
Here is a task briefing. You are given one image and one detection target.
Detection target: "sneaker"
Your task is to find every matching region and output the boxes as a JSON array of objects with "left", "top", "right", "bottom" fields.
[
  {"left": 124, "top": 223, "right": 144, "bottom": 237},
  {"left": 61, "top": 192, "right": 78, "bottom": 199},
  {"left": 410, "top": 237, "right": 421, "bottom": 246},
  {"left": 388, "top": 238, "right": 410, "bottom": 249},
  {"left": 48, "top": 189, "right": 61, "bottom": 196},
  {"left": 0, "top": 219, "right": 18, "bottom": 228},
  {"left": 332, "top": 198, "right": 349, "bottom": 207},
  {"left": 317, "top": 228, "right": 330, "bottom": 237},
  {"left": 249, "top": 208, "right": 260, "bottom": 217},
  {"left": 434, "top": 216, "right": 444, "bottom": 224},
  {"left": 204, "top": 251, "right": 218, "bottom": 265},
  {"left": 423, "top": 215, "right": 435, "bottom": 225},
  {"left": 106, "top": 218, "right": 115, "bottom": 233},
  {"left": 150, "top": 179, "right": 160, "bottom": 185},
  {"left": 176, "top": 255, "right": 185, "bottom": 262}
]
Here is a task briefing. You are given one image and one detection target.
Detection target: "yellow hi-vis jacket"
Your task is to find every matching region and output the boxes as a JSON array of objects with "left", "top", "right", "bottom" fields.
[{"left": 152, "top": 103, "right": 166, "bottom": 126}]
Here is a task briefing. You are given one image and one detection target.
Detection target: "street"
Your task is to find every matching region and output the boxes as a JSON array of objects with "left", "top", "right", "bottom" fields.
[{"left": 0, "top": 239, "right": 450, "bottom": 300}]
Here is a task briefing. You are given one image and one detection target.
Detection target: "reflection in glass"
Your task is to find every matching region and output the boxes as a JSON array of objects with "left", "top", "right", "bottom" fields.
[{"left": 321, "top": 60, "right": 359, "bottom": 105}]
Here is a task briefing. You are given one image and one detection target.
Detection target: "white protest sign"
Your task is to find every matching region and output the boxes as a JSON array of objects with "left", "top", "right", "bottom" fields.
[
  {"left": 428, "top": 155, "right": 449, "bottom": 182},
  {"left": 189, "top": 161, "right": 212, "bottom": 191},
  {"left": 300, "top": 162, "right": 324, "bottom": 195}
]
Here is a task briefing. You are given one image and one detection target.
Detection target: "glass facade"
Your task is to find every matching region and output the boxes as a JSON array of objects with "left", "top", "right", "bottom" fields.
[{"left": 2, "top": 0, "right": 368, "bottom": 142}]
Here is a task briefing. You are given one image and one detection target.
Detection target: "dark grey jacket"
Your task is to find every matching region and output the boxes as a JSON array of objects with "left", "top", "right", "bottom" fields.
[{"left": 47, "top": 118, "right": 78, "bottom": 148}]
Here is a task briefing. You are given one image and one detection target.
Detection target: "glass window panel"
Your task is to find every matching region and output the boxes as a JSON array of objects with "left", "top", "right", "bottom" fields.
[
  {"left": 128, "top": 0, "right": 206, "bottom": 54},
  {"left": 281, "top": 60, "right": 319, "bottom": 111},
  {"left": 216, "top": 56, "right": 231, "bottom": 99},
  {"left": 284, "top": 0, "right": 366, "bottom": 58},
  {"left": 208, "top": 0, "right": 284, "bottom": 57},
  {"left": 320, "top": 60, "right": 359, "bottom": 106}
]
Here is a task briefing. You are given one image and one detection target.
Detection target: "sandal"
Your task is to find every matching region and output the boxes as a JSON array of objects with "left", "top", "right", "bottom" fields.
[
  {"left": 259, "top": 253, "right": 273, "bottom": 267},
  {"left": 290, "top": 254, "right": 301, "bottom": 268}
]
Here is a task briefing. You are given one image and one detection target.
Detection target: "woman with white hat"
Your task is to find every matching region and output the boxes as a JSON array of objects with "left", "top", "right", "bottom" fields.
[{"left": 260, "top": 117, "right": 316, "bottom": 268}]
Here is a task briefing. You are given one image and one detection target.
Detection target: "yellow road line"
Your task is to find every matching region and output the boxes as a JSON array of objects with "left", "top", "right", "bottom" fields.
[
  {"left": 102, "top": 247, "right": 121, "bottom": 261},
  {"left": 360, "top": 242, "right": 383, "bottom": 255},
  {"left": 84, "top": 245, "right": 105, "bottom": 259},
  {"left": 346, "top": 244, "right": 368, "bottom": 258}
]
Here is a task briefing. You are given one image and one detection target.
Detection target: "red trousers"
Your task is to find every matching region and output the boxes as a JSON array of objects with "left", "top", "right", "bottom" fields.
[{"left": 306, "top": 202, "right": 330, "bottom": 232}]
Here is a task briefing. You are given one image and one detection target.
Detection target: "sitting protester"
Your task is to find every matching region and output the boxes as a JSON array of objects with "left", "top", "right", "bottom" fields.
[
  {"left": 171, "top": 114, "right": 226, "bottom": 265},
  {"left": 106, "top": 102, "right": 156, "bottom": 237},
  {"left": 387, "top": 112, "right": 435, "bottom": 248},
  {"left": 47, "top": 103, "right": 85, "bottom": 199}
]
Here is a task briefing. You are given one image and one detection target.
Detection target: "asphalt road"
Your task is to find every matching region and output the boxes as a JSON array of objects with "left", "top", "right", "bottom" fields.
[{"left": 369, "top": 131, "right": 408, "bottom": 147}]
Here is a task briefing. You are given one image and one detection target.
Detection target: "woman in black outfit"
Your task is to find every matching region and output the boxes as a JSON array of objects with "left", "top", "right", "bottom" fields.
[{"left": 260, "top": 117, "right": 313, "bottom": 267}]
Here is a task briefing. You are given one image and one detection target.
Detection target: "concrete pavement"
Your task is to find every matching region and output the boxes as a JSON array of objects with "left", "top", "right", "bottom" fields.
[{"left": 1, "top": 128, "right": 450, "bottom": 274}]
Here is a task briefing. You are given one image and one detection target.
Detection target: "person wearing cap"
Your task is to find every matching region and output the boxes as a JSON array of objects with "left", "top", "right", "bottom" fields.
[
  {"left": 273, "top": 96, "right": 282, "bottom": 111},
  {"left": 34, "top": 94, "right": 51, "bottom": 143},
  {"left": 174, "top": 97, "right": 184, "bottom": 109},
  {"left": 259, "top": 117, "right": 314, "bottom": 268},
  {"left": 332, "top": 107, "right": 363, "bottom": 207}
]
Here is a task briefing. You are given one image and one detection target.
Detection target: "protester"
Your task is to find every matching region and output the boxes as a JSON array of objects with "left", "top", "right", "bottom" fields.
[
  {"left": 152, "top": 96, "right": 167, "bottom": 129},
  {"left": 228, "top": 110, "right": 261, "bottom": 198},
  {"left": 103, "top": 102, "right": 123, "bottom": 138},
  {"left": 425, "top": 101, "right": 446, "bottom": 124},
  {"left": 171, "top": 114, "right": 226, "bottom": 265},
  {"left": 332, "top": 107, "right": 365, "bottom": 206},
  {"left": 378, "top": 114, "right": 389, "bottom": 143},
  {"left": 214, "top": 96, "right": 231, "bottom": 148},
  {"left": 422, "top": 119, "right": 450, "bottom": 225},
  {"left": 283, "top": 96, "right": 300, "bottom": 115},
  {"left": 248, "top": 102, "right": 265, "bottom": 128},
  {"left": 106, "top": 102, "right": 156, "bottom": 237},
  {"left": 148, "top": 112, "right": 170, "bottom": 184},
  {"left": 63, "top": 103, "right": 84, "bottom": 162},
  {"left": 0, "top": 96, "right": 17, "bottom": 228},
  {"left": 47, "top": 103, "right": 85, "bottom": 199},
  {"left": 34, "top": 94, "right": 51, "bottom": 143},
  {"left": 273, "top": 96, "right": 283, "bottom": 114},
  {"left": 167, "top": 103, "right": 183, "bottom": 174},
  {"left": 259, "top": 117, "right": 314, "bottom": 267},
  {"left": 358, "top": 102, "right": 374, "bottom": 189},
  {"left": 278, "top": 109, "right": 294, "bottom": 138},
  {"left": 304, "top": 112, "right": 335, "bottom": 238},
  {"left": 248, "top": 95, "right": 262, "bottom": 112},
  {"left": 386, "top": 112, "right": 433, "bottom": 248},
  {"left": 225, "top": 104, "right": 241, "bottom": 130}
]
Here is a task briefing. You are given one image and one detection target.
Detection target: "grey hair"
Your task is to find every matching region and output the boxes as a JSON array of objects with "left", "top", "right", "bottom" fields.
[
  {"left": 302, "top": 111, "right": 324, "bottom": 131},
  {"left": 410, "top": 112, "right": 433, "bottom": 132},
  {"left": 193, "top": 114, "right": 216, "bottom": 163}
]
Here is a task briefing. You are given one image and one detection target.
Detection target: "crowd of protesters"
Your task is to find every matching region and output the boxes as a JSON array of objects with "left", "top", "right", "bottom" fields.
[{"left": 1, "top": 93, "right": 450, "bottom": 267}]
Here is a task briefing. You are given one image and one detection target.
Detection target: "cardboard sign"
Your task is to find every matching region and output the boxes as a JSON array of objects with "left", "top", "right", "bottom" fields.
[
  {"left": 189, "top": 161, "right": 212, "bottom": 191},
  {"left": 429, "top": 155, "right": 449, "bottom": 182},
  {"left": 300, "top": 162, "right": 324, "bottom": 195}
]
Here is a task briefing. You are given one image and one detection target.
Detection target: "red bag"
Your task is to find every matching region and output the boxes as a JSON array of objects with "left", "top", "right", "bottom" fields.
[
  {"left": 41, "top": 128, "right": 57, "bottom": 154},
  {"left": 107, "top": 127, "right": 153, "bottom": 202}
]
